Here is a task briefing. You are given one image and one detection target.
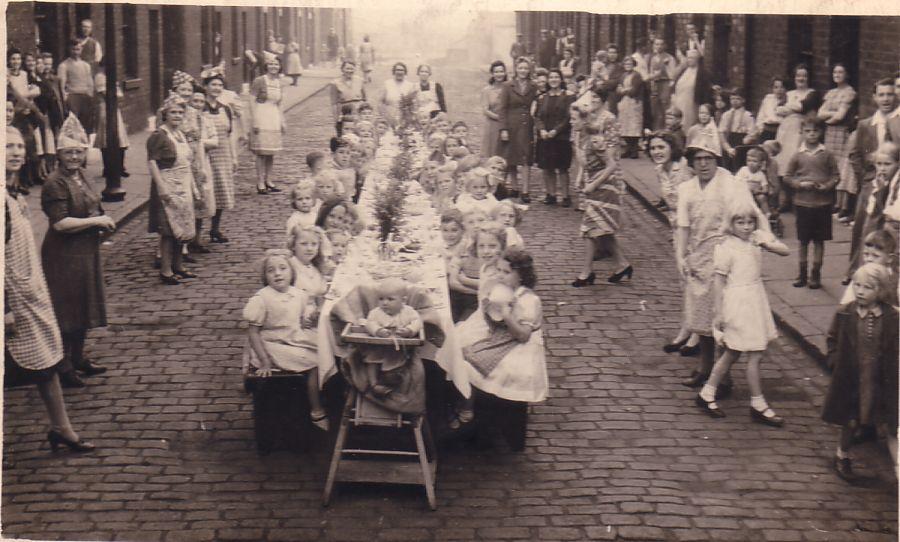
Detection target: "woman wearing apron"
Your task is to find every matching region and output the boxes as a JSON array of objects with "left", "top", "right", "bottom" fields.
[
  {"left": 147, "top": 95, "right": 197, "bottom": 285},
  {"left": 416, "top": 64, "right": 447, "bottom": 118},
  {"left": 330, "top": 61, "right": 366, "bottom": 136},
  {"left": 203, "top": 70, "right": 239, "bottom": 244}
]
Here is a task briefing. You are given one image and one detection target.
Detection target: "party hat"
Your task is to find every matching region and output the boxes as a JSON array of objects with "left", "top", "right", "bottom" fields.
[{"left": 56, "top": 112, "right": 89, "bottom": 150}]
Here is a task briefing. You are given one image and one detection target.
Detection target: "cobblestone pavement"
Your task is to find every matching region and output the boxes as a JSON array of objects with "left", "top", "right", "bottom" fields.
[{"left": 2, "top": 66, "right": 897, "bottom": 542}]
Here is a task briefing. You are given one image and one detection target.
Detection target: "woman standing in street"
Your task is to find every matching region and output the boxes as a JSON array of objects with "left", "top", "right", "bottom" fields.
[
  {"left": 284, "top": 40, "right": 304, "bottom": 86},
  {"left": 672, "top": 50, "right": 711, "bottom": 134},
  {"left": 379, "top": 62, "right": 417, "bottom": 128},
  {"left": 203, "top": 68, "right": 239, "bottom": 244},
  {"left": 775, "top": 64, "right": 820, "bottom": 183},
  {"left": 6, "top": 126, "right": 95, "bottom": 453},
  {"left": 481, "top": 60, "right": 507, "bottom": 160},
  {"left": 499, "top": 57, "right": 538, "bottom": 203},
  {"left": 416, "top": 64, "right": 447, "bottom": 118},
  {"left": 818, "top": 63, "right": 857, "bottom": 220},
  {"left": 534, "top": 68, "right": 574, "bottom": 207},
  {"left": 249, "top": 56, "right": 285, "bottom": 194},
  {"left": 41, "top": 114, "right": 115, "bottom": 388},
  {"left": 617, "top": 56, "right": 645, "bottom": 158},
  {"left": 330, "top": 61, "right": 366, "bottom": 136},
  {"left": 147, "top": 96, "right": 198, "bottom": 285}
]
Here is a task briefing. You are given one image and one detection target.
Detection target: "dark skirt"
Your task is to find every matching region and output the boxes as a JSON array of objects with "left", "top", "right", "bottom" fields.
[
  {"left": 536, "top": 138, "right": 573, "bottom": 171},
  {"left": 147, "top": 181, "right": 178, "bottom": 238},
  {"left": 795, "top": 205, "right": 833, "bottom": 243},
  {"left": 41, "top": 228, "right": 107, "bottom": 333},
  {"left": 4, "top": 348, "right": 58, "bottom": 388}
]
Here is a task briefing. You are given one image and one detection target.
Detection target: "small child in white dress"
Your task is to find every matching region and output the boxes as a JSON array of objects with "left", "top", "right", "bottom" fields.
[
  {"left": 363, "top": 278, "right": 424, "bottom": 396},
  {"left": 286, "top": 179, "right": 322, "bottom": 239},
  {"left": 491, "top": 200, "right": 526, "bottom": 249},
  {"left": 734, "top": 146, "right": 770, "bottom": 215},
  {"left": 455, "top": 169, "right": 499, "bottom": 216},
  {"left": 696, "top": 198, "right": 790, "bottom": 426},
  {"left": 243, "top": 250, "right": 329, "bottom": 430},
  {"left": 288, "top": 225, "right": 330, "bottom": 323}
]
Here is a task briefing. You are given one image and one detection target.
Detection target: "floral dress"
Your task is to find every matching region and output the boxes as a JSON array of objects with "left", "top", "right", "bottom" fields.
[
  {"left": 146, "top": 126, "right": 196, "bottom": 241},
  {"left": 580, "top": 110, "right": 624, "bottom": 238}
]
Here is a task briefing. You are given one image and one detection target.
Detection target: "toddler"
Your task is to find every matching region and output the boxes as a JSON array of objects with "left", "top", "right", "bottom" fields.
[
  {"left": 735, "top": 146, "right": 770, "bottom": 215},
  {"left": 455, "top": 170, "right": 499, "bottom": 215},
  {"left": 363, "top": 278, "right": 423, "bottom": 397},
  {"left": 696, "top": 198, "right": 790, "bottom": 426},
  {"left": 785, "top": 117, "right": 839, "bottom": 289},
  {"left": 839, "top": 229, "right": 899, "bottom": 306},
  {"left": 326, "top": 228, "right": 351, "bottom": 269},
  {"left": 286, "top": 179, "right": 321, "bottom": 238},
  {"left": 451, "top": 121, "right": 470, "bottom": 149},
  {"left": 243, "top": 249, "right": 328, "bottom": 430},
  {"left": 491, "top": 200, "right": 526, "bottom": 248},
  {"left": 485, "top": 155, "right": 508, "bottom": 198},
  {"left": 823, "top": 263, "right": 898, "bottom": 483}
]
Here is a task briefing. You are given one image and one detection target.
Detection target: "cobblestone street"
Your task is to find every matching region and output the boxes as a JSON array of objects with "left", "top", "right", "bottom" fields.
[{"left": 2, "top": 66, "right": 897, "bottom": 542}]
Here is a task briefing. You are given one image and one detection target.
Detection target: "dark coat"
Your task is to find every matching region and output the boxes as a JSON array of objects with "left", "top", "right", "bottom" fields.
[
  {"left": 499, "top": 79, "right": 537, "bottom": 167},
  {"left": 822, "top": 302, "right": 898, "bottom": 429}
]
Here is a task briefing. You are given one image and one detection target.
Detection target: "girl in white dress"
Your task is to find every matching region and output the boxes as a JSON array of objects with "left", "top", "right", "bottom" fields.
[
  {"left": 243, "top": 249, "right": 329, "bottom": 430},
  {"left": 450, "top": 247, "right": 549, "bottom": 430},
  {"left": 287, "top": 224, "right": 331, "bottom": 321},
  {"left": 695, "top": 198, "right": 790, "bottom": 427}
]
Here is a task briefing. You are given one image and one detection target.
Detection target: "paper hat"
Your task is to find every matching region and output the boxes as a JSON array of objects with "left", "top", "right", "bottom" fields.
[
  {"left": 685, "top": 141, "right": 722, "bottom": 158},
  {"left": 171, "top": 70, "right": 195, "bottom": 90},
  {"left": 56, "top": 112, "right": 89, "bottom": 150},
  {"left": 200, "top": 64, "right": 226, "bottom": 84}
]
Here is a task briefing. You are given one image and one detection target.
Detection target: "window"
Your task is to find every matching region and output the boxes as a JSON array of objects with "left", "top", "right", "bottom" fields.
[
  {"left": 122, "top": 4, "right": 138, "bottom": 79},
  {"left": 201, "top": 6, "right": 212, "bottom": 65}
]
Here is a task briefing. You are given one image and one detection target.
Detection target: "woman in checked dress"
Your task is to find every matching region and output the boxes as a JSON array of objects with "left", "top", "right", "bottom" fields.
[{"left": 203, "top": 69, "right": 239, "bottom": 244}]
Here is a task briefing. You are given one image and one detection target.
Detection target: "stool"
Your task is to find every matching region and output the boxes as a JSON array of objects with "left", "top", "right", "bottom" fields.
[
  {"left": 244, "top": 370, "right": 312, "bottom": 454},
  {"left": 473, "top": 389, "right": 529, "bottom": 452},
  {"left": 323, "top": 389, "right": 437, "bottom": 510}
]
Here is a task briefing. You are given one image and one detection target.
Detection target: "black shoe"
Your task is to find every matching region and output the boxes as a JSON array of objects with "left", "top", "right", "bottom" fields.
[
  {"left": 159, "top": 273, "right": 180, "bottom": 285},
  {"left": 173, "top": 269, "right": 198, "bottom": 279},
  {"left": 808, "top": 269, "right": 822, "bottom": 290},
  {"left": 17, "top": 186, "right": 30, "bottom": 196},
  {"left": 680, "top": 343, "right": 701, "bottom": 357},
  {"left": 792, "top": 276, "right": 808, "bottom": 288},
  {"left": 681, "top": 371, "right": 708, "bottom": 388},
  {"left": 607, "top": 265, "right": 633, "bottom": 283},
  {"left": 695, "top": 395, "right": 726, "bottom": 418},
  {"left": 663, "top": 337, "right": 689, "bottom": 353},
  {"left": 833, "top": 457, "right": 855, "bottom": 482},
  {"left": 750, "top": 407, "right": 784, "bottom": 427},
  {"left": 210, "top": 231, "right": 230, "bottom": 243},
  {"left": 76, "top": 360, "right": 107, "bottom": 376},
  {"left": 59, "top": 371, "right": 86, "bottom": 388},
  {"left": 257, "top": 187, "right": 269, "bottom": 195},
  {"left": 47, "top": 430, "right": 95, "bottom": 453},
  {"left": 561, "top": 196, "right": 572, "bottom": 208},
  {"left": 182, "top": 254, "right": 198, "bottom": 264},
  {"left": 265, "top": 184, "right": 282, "bottom": 193},
  {"left": 543, "top": 195, "right": 557, "bottom": 205},
  {"left": 121, "top": 170, "right": 130, "bottom": 178},
  {"left": 520, "top": 194, "right": 531, "bottom": 204},
  {"left": 188, "top": 243, "right": 211, "bottom": 254},
  {"left": 571, "top": 273, "right": 596, "bottom": 287}
]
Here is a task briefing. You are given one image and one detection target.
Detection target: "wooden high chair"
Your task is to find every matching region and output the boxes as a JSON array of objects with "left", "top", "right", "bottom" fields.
[{"left": 322, "top": 387, "right": 437, "bottom": 510}]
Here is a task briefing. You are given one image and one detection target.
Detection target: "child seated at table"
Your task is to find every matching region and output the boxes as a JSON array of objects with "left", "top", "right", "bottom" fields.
[
  {"left": 363, "top": 277, "right": 424, "bottom": 397},
  {"left": 418, "top": 160, "right": 441, "bottom": 194},
  {"left": 451, "top": 121, "right": 470, "bottom": 149},
  {"left": 455, "top": 169, "right": 499, "bottom": 215},
  {"left": 316, "top": 199, "right": 362, "bottom": 236},
  {"left": 286, "top": 179, "right": 322, "bottom": 238},
  {"left": 330, "top": 136, "right": 357, "bottom": 198},
  {"left": 243, "top": 249, "right": 329, "bottom": 430},
  {"left": 288, "top": 224, "right": 330, "bottom": 305},
  {"left": 491, "top": 200, "right": 526, "bottom": 249},
  {"left": 449, "top": 220, "right": 505, "bottom": 322},
  {"left": 485, "top": 155, "right": 508, "bottom": 198},
  {"left": 314, "top": 168, "right": 346, "bottom": 203},
  {"left": 440, "top": 208, "right": 466, "bottom": 265},
  {"left": 427, "top": 132, "right": 447, "bottom": 165},
  {"left": 433, "top": 166, "right": 458, "bottom": 212},
  {"left": 306, "top": 150, "right": 327, "bottom": 177}
]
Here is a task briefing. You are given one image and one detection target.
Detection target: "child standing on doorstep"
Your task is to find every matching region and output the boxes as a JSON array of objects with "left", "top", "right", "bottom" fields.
[
  {"left": 363, "top": 278, "right": 423, "bottom": 397},
  {"left": 285, "top": 179, "right": 322, "bottom": 238},
  {"left": 243, "top": 250, "right": 329, "bottom": 430},
  {"left": 695, "top": 198, "right": 790, "bottom": 425},
  {"left": 735, "top": 146, "right": 771, "bottom": 216},
  {"left": 785, "top": 118, "right": 839, "bottom": 289},
  {"left": 719, "top": 88, "right": 755, "bottom": 171},
  {"left": 823, "top": 263, "right": 898, "bottom": 482}
]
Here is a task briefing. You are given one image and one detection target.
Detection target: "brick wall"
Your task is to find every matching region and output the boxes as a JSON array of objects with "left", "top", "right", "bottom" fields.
[
  {"left": 6, "top": 2, "right": 35, "bottom": 54},
  {"left": 745, "top": 15, "right": 789, "bottom": 113},
  {"left": 857, "top": 16, "right": 900, "bottom": 118}
]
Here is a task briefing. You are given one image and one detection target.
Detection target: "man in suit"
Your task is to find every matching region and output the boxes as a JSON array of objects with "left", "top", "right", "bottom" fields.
[
  {"left": 510, "top": 34, "right": 526, "bottom": 64},
  {"left": 537, "top": 29, "right": 555, "bottom": 70},
  {"left": 845, "top": 77, "right": 900, "bottom": 279},
  {"left": 76, "top": 19, "right": 102, "bottom": 71}
]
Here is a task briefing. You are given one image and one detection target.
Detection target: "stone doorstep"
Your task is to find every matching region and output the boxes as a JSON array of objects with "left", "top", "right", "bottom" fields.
[{"left": 619, "top": 162, "right": 836, "bottom": 363}]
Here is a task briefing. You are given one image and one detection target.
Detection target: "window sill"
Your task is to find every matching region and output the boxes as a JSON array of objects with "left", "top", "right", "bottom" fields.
[{"left": 123, "top": 78, "right": 142, "bottom": 90}]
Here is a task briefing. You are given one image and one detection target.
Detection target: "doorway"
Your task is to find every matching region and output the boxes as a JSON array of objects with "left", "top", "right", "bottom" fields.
[
  {"left": 828, "top": 16, "right": 860, "bottom": 87},
  {"left": 787, "top": 16, "right": 814, "bottom": 80},
  {"left": 711, "top": 14, "right": 731, "bottom": 86},
  {"left": 149, "top": 9, "right": 162, "bottom": 112}
]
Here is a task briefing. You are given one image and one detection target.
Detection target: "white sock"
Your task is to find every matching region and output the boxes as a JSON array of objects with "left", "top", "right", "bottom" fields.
[
  {"left": 750, "top": 395, "right": 769, "bottom": 412},
  {"left": 836, "top": 446, "right": 848, "bottom": 459},
  {"left": 699, "top": 384, "right": 717, "bottom": 402}
]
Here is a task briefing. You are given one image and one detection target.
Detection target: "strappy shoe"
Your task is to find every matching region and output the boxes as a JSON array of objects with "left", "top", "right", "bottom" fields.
[
  {"left": 750, "top": 407, "right": 784, "bottom": 427},
  {"left": 310, "top": 409, "right": 330, "bottom": 431},
  {"left": 695, "top": 395, "right": 725, "bottom": 418}
]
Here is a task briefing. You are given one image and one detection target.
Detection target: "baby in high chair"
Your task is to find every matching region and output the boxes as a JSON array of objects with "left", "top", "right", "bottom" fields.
[{"left": 363, "top": 277, "right": 423, "bottom": 397}]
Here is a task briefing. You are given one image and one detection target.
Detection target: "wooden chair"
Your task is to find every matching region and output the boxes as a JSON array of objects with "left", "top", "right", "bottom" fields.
[{"left": 322, "top": 388, "right": 437, "bottom": 510}]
